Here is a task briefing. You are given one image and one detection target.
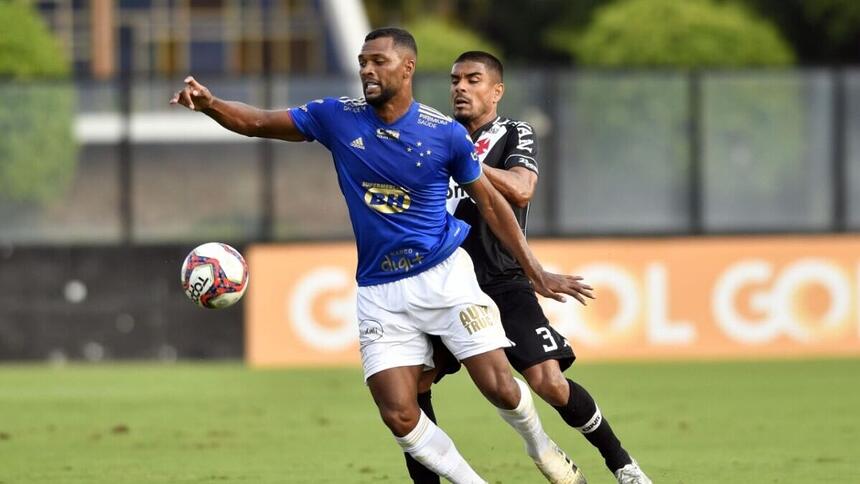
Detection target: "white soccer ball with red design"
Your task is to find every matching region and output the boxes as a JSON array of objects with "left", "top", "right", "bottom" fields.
[{"left": 180, "top": 242, "right": 249, "bottom": 309}]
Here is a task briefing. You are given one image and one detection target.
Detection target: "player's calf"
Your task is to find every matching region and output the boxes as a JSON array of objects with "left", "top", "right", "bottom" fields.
[
  {"left": 551, "top": 379, "right": 636, "bottom": 475},
  {"left": 496, "top": 378, "right": 587, "bottom": 484},
  {"left": 395, "top": 411, "right": 487, "bottom": 484},
  {"left": 403, "top": 390, "right": 442, "bottom": 484}
]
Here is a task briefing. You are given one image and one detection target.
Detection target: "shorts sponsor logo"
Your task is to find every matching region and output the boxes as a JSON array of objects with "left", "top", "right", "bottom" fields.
[
  {"left": 359, "top": 319, "right": 384, "bottom": 343},
  {"left": 459, "top": 305, "right": 497, "bottom": 335}
]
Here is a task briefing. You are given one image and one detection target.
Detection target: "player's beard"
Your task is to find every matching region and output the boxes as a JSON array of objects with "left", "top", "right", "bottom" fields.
[
  {"left": 365, "top": 83, "right": 397, "bottom": 107},
  {"left": 452, "top": 98, "right": 479, "bottom": 125},
  {"left": 453, "top": 111, "right": 474, "bottom": 125}
]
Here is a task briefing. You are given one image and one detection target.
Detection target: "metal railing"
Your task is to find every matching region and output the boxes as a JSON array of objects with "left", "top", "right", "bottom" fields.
[{"left": 1, "top": 68, "right": 858, "bottom": 245}]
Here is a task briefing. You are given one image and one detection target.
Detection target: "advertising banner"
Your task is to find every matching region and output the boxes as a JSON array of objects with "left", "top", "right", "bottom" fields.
[{"left": 246, "top": 236, "right": 860, "bottom": 366}]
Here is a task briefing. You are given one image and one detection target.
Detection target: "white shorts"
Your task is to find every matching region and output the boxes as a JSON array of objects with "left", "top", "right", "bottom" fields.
[{"left": 357, "top": 248, "right": 511, "bottom": 381}]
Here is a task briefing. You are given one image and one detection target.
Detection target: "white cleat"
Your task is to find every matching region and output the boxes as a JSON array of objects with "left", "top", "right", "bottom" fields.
[
  {"left": 614, "top": 460, "right": 652, "bottom": 484},
  {"left": 533, "top": 441, "right": 587, "bottom": 484}
]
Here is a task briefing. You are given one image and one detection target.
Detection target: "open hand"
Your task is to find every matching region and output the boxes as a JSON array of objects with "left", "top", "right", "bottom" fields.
[
  {"left": 169, "top": 76, "right": 213, "bottom": 111},
  {"left": 532, "top": 272, "right": 594, "bottom": 305}
]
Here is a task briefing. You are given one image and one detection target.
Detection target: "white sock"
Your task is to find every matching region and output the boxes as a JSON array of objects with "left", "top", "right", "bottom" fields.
[
  {"left": 395, "top": 411, "right": 487, "bottom": 484},
  {"left": 496, "top": 378, "right": 553, "bottom": 459}
]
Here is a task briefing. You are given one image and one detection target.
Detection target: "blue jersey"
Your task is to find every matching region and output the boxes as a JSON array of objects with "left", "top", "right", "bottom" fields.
[{"left": 289, "top": 97, "right": 481, "bottom": 286}]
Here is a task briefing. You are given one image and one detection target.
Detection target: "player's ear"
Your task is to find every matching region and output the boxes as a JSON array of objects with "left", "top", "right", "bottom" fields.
[
  {"left": 493, "top": 82, "right": 504, "bottom": 104},
  {"left": 403, "top": 57, "right": 415, "bottom": 78}
]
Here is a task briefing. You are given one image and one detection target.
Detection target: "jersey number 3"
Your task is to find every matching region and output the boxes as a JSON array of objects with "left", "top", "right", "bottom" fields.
[{"left": 535, "top": 327, "right": 558, "bottom": 353}]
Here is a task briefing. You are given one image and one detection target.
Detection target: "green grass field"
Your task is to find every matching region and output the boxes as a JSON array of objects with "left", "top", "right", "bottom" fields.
[{"left": 0, "top": 359, "right": 857, "bottom": 484}]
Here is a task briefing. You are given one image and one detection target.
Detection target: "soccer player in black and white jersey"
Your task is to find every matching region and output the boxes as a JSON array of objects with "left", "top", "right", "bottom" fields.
[{"left": 402, "top": 51, "right": 652, "bottom": 484}]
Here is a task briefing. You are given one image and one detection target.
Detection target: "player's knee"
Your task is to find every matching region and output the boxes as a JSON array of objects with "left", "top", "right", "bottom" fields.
[
  {"left": 379, "top": 403, "right": 421, "bottom": 437},
  {"left": 417, "top": 369, "right": 437, "bottom": 394},
  {"left": 464, "top": 351, "right": 521, "bottom": 408},
  {"left": 528, "top": 372, "right": 569, "bottom": 407},
  {"left": 484, "top": 375, "right": 520, "bottom": 409}
]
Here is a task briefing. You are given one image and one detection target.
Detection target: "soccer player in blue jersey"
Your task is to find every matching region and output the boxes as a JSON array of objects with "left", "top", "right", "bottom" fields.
[{"left": 171, "top": 28, "right": 592, "bottom": 484}]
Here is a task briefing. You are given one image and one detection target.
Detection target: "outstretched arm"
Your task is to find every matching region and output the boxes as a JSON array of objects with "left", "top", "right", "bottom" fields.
[
  {"left": 462, "top": 174, "right": 593, "bottom": 304},
  {"left": 170, "top": 76, "right": 306, "bottom": 142}
]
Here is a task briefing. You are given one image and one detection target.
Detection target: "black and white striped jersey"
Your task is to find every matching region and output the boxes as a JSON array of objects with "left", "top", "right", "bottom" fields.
[{"left": 446, "top": 116, "right": 539, "bottom": 296}]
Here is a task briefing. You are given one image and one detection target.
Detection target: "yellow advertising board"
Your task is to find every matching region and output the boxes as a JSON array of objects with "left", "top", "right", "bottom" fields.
[{"left": 246, "top": 236, "right": 860, "bottom": 366}]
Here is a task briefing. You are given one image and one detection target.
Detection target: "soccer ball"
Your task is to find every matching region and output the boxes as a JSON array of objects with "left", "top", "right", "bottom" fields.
[{"left": 180, "top": 242, "right": 249, "bottom": 309}]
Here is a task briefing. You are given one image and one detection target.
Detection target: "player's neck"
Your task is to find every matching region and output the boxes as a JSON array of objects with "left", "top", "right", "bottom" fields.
[
  {"left": 373, "top": 91, "right": 414, "bottom": 124},
  {"left": 466, "top": 110, "right": 498, "bottom": 136}
]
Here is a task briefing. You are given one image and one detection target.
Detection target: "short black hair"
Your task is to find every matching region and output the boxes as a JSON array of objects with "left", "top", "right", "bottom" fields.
[
  {"left": 454, "top": 51, "right": 504, "bottom": 81},
  {"left": 365, "top": 27, "right": 418, "bottom": 57}
]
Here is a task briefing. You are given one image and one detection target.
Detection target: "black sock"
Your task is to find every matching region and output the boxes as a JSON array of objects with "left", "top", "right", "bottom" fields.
[
  {"left": 552, "top": 379, "right": 632, "bottom": 473},
  {"left": 403, "top": 390, "right": 441, "bottom": 484}
]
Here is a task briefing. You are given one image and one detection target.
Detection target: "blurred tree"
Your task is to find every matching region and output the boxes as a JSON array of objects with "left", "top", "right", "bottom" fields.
[
  {"left": 448, "top": 0, "right": 604, "bottom": 66},
  {"left": 407, "top": 17, "right": 499, "bottom": 72},
  {"left": 801, "top": 0, "right": 860, "bottom": 44},
  {"left": 558, "top": 0, "right": 793, "bottom": 67},
  {"left": 362, "top": 1, "right": 500, "bottom": 71},
  {"left": 0, "top": 1, "right": 75, "bottom": 205},
  {"left": 364, "top": 0, "right": 430, "bottom": 26},
  {"left": 0, "top": 3, "right": 68, "bottom": 78},
  {"left": 736, "top": 0, "right": 860, "bottom": 64},
  {"left": 364, "top": 0, "right": 860, "bottom": 65},
  {"left": 364, "top": 0, "right": 574, "bottom": 65}
]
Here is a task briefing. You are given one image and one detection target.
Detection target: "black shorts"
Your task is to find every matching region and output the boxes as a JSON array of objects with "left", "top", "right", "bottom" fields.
[{"left": 431, "top": 286, "right": 576, "bottom": 383}]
